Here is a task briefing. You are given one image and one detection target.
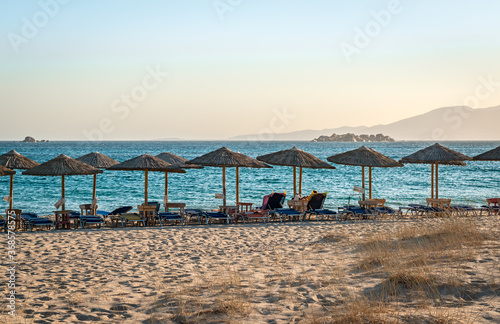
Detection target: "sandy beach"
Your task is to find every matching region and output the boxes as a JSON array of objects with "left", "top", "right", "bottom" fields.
[{"left": 1, "top": 215, "right": 499, "bottom": 323}]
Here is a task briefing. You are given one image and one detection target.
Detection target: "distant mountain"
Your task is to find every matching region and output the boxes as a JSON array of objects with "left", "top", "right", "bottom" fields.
[{"left": 228, "top": 106, "right": 500, "bottom": 141}]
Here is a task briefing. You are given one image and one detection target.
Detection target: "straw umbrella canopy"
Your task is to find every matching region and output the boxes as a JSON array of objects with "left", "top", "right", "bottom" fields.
[
  {"left": 187, "top": 147, "right": 271, "bottom": 206},
  {"left": 156, "top": 152, "right": 202, "bottom": 205},
  {"left": 327, "top": 146, "right": 403, "bottom": 200},
  {"left": 0, "top": 165, "right": 15, "bottom": 176},
  {"left": 399, "top": 143, "right": 471, "bottom": 199},
  {"left": 0, "top": 150, "right": 40, "bottom": 169},
  {"left": 0, "top": 150, "right": 40, "bottom": 210},
  {"left": 22, "top": 154, "right": 103, "bottom": 211},
  {"left": 473, "top": 146, "right": 500, "bottom": 161},
  {"left": 256, "top": 146, "right": 335, "bottom": 197},
  {"left": 107, "top": 154, "right": 185, "bottom": 205},
  {"left": 75, "top": 152, "right": 119, "bottom": 207}
]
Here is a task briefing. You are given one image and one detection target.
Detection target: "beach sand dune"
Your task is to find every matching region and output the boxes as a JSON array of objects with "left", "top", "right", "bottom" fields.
[{"left": 1, "top": 216, "right": 499, "bottom": 323}]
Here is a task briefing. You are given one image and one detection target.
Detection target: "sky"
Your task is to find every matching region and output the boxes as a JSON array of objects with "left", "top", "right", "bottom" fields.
[{"left": 1, "top": 0, "right": 500, "bottom": 140}]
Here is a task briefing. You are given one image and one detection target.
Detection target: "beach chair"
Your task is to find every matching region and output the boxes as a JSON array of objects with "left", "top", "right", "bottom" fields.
[
  {"left": 339, "top": 205, "right": 377, "bottom": 221},
  {"left": 204, "top": 211, "right": 235, "bottom": 224},
  {"left": 158, "top": 203, "right": 186, "bottom": 226},
  {"left": 274, "top": 206, "right": 306, "bottom": 223},
  {"left": 96, "top": 206, "right": 134, "bottom": 218},
  {"left": 20, "top": 212, "right": 54, "bottom": 231},
  {"left": 254, "top": 192, "right": 288, "bottom": 222},
  {"left": 118, "top": 213, "right": 147, "bottom": 228},
  {"left": 370, "top": 199, "right": 398, "bottom": 219},
  {"left": 76, "top": 204, "right": 105, "bottom": 229},
  {"left": 481, "top": 198, "right": 499, "bottom": 215},
  {"left": 184, "top": 209, "right": 205, "bottom": 224},
  {"left": 305, "top": 192, "right": 338, "bottom": 221},
  {"left": 239, "top": 192, "right": 286, "bottom": 223},
  {"left": 404, "top": 204, "right": 432, "bottom": 218},
  {"left": 450, "top": 204, "right": 478, "bottom": 217}
]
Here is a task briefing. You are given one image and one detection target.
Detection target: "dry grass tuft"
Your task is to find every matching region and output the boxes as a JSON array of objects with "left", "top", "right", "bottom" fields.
[
  {"left": 311, "top": 218, "right": 494, "bottom": 323},
  {"left": 154, "top": 266, "right": 252, "bottom": 323},
  {"left": 322, "top": 232, "right": 349, "bottom": 243}
]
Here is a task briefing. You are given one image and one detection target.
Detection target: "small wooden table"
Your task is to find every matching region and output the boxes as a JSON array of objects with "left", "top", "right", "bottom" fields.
[
  {"left": 219, "top": 205, "right": 238, "bottom": 215},
  {"left": 164, "top": 203, "right": 186, "bottom": 213},
  {"left": 137, "top": 205, "right": 157, "bottom": 226},
  {"left": 358, "top": 200, "right": 378, "bottom": 209},
  {"left": 287, "top": 199, "right": 308, "bottom": 213},
  {"left": 237, "top": 202, "right": 253, "bottom": 213},
  {"left": 54, "top": 210, "right": 72, "bottom": 230},
  {"left": 5, "top": 209, "right": 22, "bottom": 231}
]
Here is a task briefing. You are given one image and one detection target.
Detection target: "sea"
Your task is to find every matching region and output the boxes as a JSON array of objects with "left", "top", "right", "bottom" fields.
[{"left": 0, "top": 141, "right": 498, "bottom": 215}]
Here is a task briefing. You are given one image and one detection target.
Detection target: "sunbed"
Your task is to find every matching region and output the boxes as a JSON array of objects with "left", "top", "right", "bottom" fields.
[
  {"left": 305, "top": 192, "right": 338, "bottom": 221},
  {"left": 338, "top": 205, "right": 377, "bottom": 220},
  {"left": 238, "top": 192, "right": 287, "bottom": 223},
  {"left": 96, "top": 206, "right": 133, "bottom": 217},
  {"left": 369, "top": 199, "right": 398, "bottom": 219},
  {"left": 158, "top": 203, "right": 186, "bottom": 226},
  {"left": 203, "top": 211, "right": 235, "bottom": 224},
  {"left": 184, "top": 209, "right": 205, "bottom": 224},
  {"left": 118, "top": 213, "right": 147, "bottom": 228},
  {"left": 20, "top": 212, "right": 54, "bottom": 231}
]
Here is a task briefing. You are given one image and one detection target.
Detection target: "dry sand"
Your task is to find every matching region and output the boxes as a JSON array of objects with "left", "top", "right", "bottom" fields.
[{"left": 1, "top": 215, "right": 499, "bottom": 323}]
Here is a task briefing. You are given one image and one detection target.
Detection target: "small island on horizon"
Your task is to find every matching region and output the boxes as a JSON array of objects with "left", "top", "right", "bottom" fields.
[{"left": 311, "top": 133, "right": 395, "bottom": 142}]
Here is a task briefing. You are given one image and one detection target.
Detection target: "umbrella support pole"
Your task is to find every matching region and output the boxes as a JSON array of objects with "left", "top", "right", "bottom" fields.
[
  {"left": 145, "top": 170, "right": 148, "bottom": 205},
  {"left": 435, "top": 163, "right": 439, "bottom": 199},
  {"left": 92, "top": 174, "right": 97, "bottom": 201},
  {"left": 361, "top": 166, "right": 365, "bottom": 201},
  {"left": 299, "top": 167, "right": 302, "bottom": 196},
  {"left": 368, "top": 167, "right": 372, "bottom": 199},
  {"left": 236, "top": 167, "right": 239, "bottom": 204},
  {"left": 222, "top": 166, "right": 226, "bottom": 207},
  {"left": 165, "top": 172, "right": 168, "bottom": 210},
  {"left": 293, "top": 166, "right": 297, "bottom": 197},
  {"left": 9, "top": 174, "right": 13, "bottom": 210},
  {"left": 431, "top": 164, "right": 434, "bottom": 199},
  {"left": 62, "top": 175, "right": 65, "bottom": 211}
]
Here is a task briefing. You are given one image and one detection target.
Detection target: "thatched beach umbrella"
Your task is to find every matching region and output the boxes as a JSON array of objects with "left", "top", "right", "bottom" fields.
[
  {"left": 75, "top": 152, "right": 119, "bottom": 204},
  {"left": 257, "top": 146, "right": 335, "bottom": 197},
  {"left": 22, "top": 154, "right": 103, "bottom": 211},
  {"left": 107, "top": 154, "right": 185, "bottom": 204},
  {"left": 187, "top": 147, "right": 271, "bottom": 206},
  {"left": 0, "top": 150, "right": 40, "bottom": 209},
  {"left": 473, "top": 146, "right": 500, "bottom": 161},
  {"left": 156, "top": 152, "right": 203, "bottom": 204},
  {"left": 327, "top": 146, "right": 402, "bottom": 200},
  {"left": 400, "top": 143, "right": 471, "bottom": 199}
]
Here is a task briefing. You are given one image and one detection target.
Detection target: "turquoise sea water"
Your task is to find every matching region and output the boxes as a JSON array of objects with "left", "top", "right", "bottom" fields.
[{"left": 0, "top": 141, "right": 498, "bottom": 215}]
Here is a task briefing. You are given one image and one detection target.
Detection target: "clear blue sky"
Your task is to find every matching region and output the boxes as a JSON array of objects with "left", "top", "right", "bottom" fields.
[{"left": 1, "top": 0, "right": 499, "bottom": 140}]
